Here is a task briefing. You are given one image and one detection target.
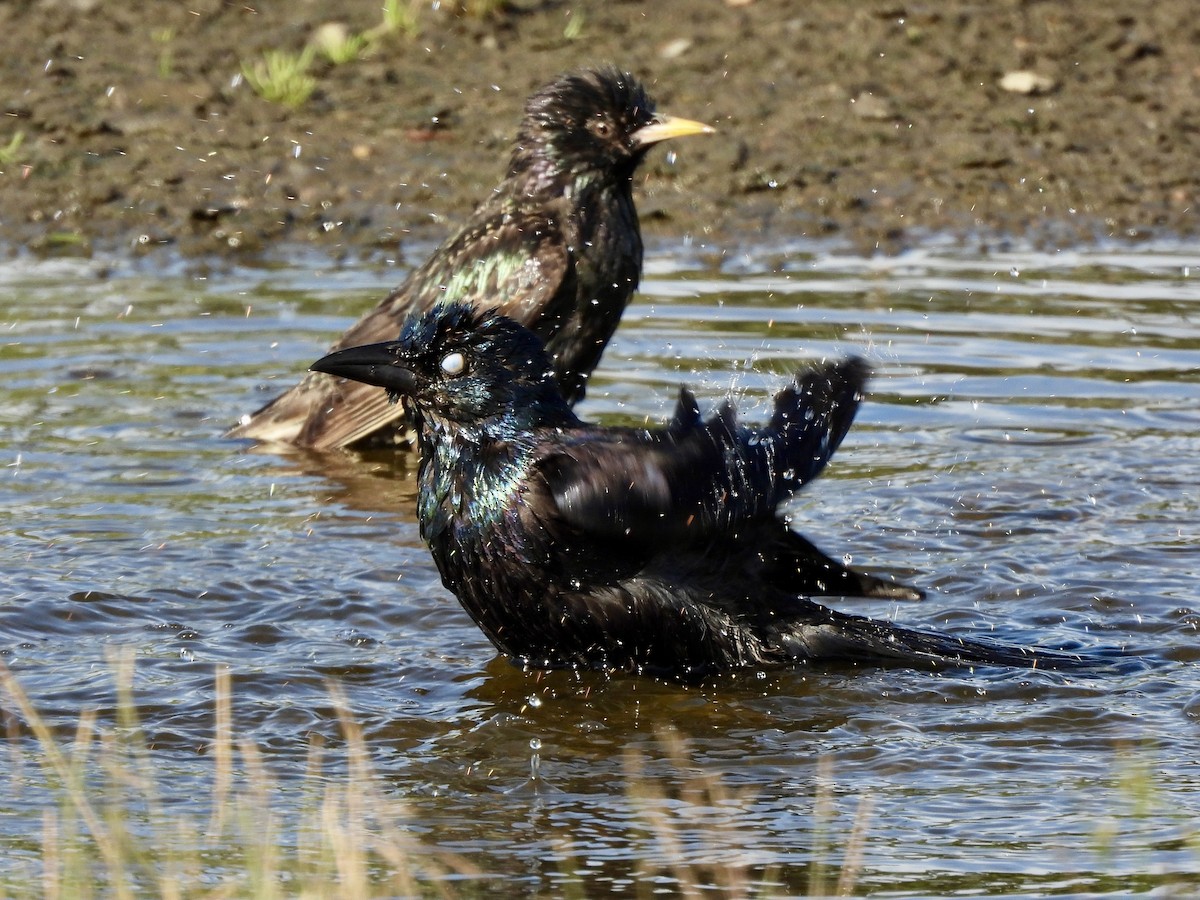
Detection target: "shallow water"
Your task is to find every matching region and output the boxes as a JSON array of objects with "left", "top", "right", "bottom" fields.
[{"left": 2, "top": 240, "right": 1199, "bottom": 895}]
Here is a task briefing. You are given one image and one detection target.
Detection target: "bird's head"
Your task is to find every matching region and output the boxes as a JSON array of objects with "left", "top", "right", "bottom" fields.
[
  {"left": 310, "top": 303, "right": 576, "bottom": 433},
  {"left": 512, "top": 66, "right": 713, "bottom": 188}
]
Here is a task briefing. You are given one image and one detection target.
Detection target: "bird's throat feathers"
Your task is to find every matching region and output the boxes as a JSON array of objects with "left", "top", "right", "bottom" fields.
[
  {"left": 418, "top": 415, "right": 538, "bottom": 538},
  {"left": 507, "top": 147, "right": 636, "bottom": 207}
]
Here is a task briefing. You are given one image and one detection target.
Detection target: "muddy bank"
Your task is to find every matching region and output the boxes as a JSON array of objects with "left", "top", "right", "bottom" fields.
[{"left": 1, "top": 0, "right": 1195, "bottom": 262}]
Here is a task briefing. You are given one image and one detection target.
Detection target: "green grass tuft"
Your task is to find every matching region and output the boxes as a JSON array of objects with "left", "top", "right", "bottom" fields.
[{"left": 241, "top": 47, "right": 317, "bottom": 108}]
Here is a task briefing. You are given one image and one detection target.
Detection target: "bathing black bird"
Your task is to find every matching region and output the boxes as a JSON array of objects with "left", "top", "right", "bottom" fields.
[
  {"left": 229, "top": 66, "right": 713, "bottom": 449},
  {"left": 310, "top": 303, "right": 1090, "bottom": 678}
]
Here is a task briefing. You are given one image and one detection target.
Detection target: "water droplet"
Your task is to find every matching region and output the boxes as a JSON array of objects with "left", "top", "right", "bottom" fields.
[
  {"left": 529, "top": 738, "right": 542, "bottom": 751},
  {"left": 526, "top": 694, "right": 543, "bottom": 709}
]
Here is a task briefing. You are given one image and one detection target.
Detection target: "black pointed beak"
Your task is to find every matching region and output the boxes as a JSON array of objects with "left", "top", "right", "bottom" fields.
[{"left": 310, "top": 342, "right": 418, "bottom": 395}]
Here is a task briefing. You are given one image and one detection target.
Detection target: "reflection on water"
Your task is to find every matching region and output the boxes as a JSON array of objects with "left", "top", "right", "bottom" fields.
[{"left": 2, "top": 241, "right": 1199, "bottom": 894}]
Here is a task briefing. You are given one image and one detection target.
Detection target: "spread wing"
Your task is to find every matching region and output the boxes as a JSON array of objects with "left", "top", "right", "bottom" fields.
[
  {"left": 228, "top": 205, "right": 574, "bottom": 449},
  {"left": 535, "top": 357, "right": 920, "bottom": 601},
  {"left": 539, "top": 358, "right": 868, "bottom": 546}
]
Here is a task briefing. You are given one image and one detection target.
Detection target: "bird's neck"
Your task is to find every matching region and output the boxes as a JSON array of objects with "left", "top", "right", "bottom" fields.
[{"left": 507, "top": 151, "right": 637, "bottom": 215}]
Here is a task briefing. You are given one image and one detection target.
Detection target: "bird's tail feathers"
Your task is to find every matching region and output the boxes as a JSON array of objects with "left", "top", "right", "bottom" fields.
[{"left": 781, "top": 606, "right": 1102, "bottom": 671}]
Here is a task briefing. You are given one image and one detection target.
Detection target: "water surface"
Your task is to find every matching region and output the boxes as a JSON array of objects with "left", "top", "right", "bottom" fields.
[{"left": 2, "top": 241, "right": 1199, "bottom": 894}]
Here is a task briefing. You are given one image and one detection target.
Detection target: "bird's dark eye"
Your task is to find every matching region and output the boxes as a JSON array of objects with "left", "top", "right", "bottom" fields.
[
  {"left": 589, "top": 117, "right": 613, "bottom": 138},
  {"left": 440, "top": 351, "right": 466, "bottom": 376}
]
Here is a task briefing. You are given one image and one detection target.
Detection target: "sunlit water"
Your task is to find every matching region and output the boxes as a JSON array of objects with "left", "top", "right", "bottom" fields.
[{"left": 2, "top": 240, "right": 1199, "bottom": 895}]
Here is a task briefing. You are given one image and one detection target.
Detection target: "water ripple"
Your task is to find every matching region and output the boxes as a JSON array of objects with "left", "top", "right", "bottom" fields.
[{"left": 2, "top": 244, "right": 1200, "bottom": 893}]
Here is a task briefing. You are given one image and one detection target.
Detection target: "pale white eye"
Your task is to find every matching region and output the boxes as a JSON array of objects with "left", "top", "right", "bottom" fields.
[{"left": 440, "top": 351, "right": 466, "bottom": 376}]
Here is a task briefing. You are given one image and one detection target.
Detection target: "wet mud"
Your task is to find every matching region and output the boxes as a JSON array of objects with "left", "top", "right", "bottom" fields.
[{"left": 1, "top": 0, "right": 1195, "bottom": 261}]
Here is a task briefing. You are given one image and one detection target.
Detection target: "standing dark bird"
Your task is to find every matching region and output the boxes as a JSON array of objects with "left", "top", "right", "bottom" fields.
[
  {"left": 229, "top": 67, "right": 713, "bottom": 449},
  {"left": 310, "top": 303, "right": 1091, "bottom": 678}
]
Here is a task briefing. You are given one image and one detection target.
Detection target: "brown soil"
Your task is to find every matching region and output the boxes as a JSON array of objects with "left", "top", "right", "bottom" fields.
[{"left": 1, "top": 0, "right": 1196, "bottom": 261}]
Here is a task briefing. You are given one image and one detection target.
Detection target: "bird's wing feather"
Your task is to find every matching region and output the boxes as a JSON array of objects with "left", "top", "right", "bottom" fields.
[
  {"left": 338, "top": 203, "right": 575, "bottom": 349},
  {"left": 228, "top": 206, "right": 574, "bottom": 449},
  {"left": 755, "top": 525, "right": 925, "bottom": 600},
  {"left": 538, "top": 358, "right": 868, "bottom": 546}
]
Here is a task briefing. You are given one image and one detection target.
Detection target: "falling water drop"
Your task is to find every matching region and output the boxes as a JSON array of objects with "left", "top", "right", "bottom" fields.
[{"left": 529, "top": 738, "right": 543, "bottom": 781}]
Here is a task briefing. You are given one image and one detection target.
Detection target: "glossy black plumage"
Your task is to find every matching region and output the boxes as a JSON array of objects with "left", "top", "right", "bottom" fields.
[
  {"left": 229, "top": 67, "right": 712, "bottom": 449},
  {"left": 310, "top": 303, "right": 1092, "bottom": 678}
]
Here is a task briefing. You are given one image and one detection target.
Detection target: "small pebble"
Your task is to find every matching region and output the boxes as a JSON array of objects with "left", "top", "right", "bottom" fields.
[{"left": 999, "top": 70, "right": 1057, "bottom": 95}]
